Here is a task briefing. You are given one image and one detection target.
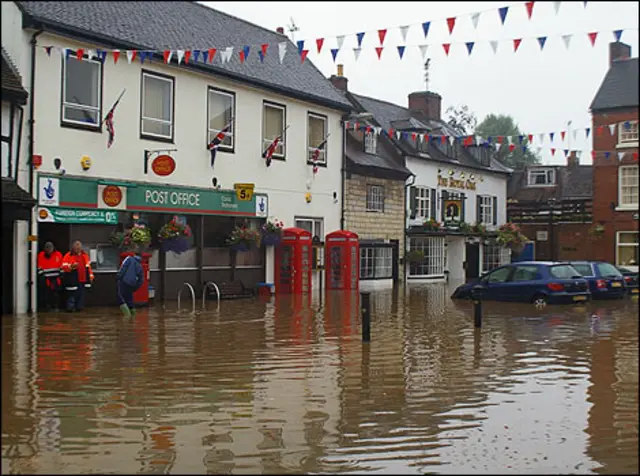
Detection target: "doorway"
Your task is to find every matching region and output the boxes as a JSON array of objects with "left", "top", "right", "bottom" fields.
[
  {"left": 38, "top": 223, "right": 71, "bottom": 255},
  {"left": 465, "top": 242, "right": 480, "bottom": 281}
]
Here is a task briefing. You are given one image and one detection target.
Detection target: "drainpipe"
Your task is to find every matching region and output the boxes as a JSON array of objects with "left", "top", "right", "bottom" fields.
[
  {"left": 27, "top": 29, "right": 44, "bottom": 314},
  {"left": 15, "top": 106, "right": 24, "bottom": 180},
  {"left": 340, "top": 114, "right": 347, "bottom": 230},
  {"left": 404, "top": 174, "right": 416, "bottom": 282}
]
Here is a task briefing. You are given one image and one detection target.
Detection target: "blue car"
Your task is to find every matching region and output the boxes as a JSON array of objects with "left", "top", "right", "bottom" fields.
[
  {"left": 567, "top": 261, "right": 628, "bottom": 299},
  {"left": 451, "top": 261, "right": 591, "bottom": 306}
]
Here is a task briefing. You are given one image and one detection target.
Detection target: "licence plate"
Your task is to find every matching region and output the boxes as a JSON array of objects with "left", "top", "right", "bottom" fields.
[
  {"left": 573, "top": 295, "right": 588, "bottom": 302},
  {"left": 632, "top": 288, "right": 639, "bottom": 294},
  {"left": 611, "top": 282, "right": 622, "bottom": 288}
]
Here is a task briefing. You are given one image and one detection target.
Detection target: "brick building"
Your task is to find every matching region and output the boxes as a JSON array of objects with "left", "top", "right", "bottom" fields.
[{"left": 590, "top": 41, "right": 639, "bottom": 271}]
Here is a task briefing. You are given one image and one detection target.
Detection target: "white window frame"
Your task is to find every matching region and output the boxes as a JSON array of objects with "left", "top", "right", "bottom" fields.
[
  {"left": 415, "top": 186, "right": 431, "bottom": 220},
  {"left": 307, "top": 113, "right": 327, "bottom": 165},
  {"left": 207, "top": 87, "right": 235, "bottom": 150},
  {"left": 527, "top": 168, "right": 555, "bottom": 187},
  {"left": 408, "top": 236, "right": 445, "bottom": 278},
  {"left": 294, "top": 216, "right": 323, "bottom": 240},
  {"left": 366, "top": 184, "right": 385, "bottom": 212},
  {"left": 618, "top": 120, "right": 639, "bottom": 147},
  {"left": 61, "top": 54, "right": 102, "bottom": 128},
  {"left": 364, "top": 132, "right": 377, "bottom": 154},
  {"left": 482, "top": 244, "right": 510, "bottom": 273},
  {"left": 360, "top": 246, "right": 393, "bottom": 279},
  {"left": 141, "top": 71, "right": 174, "bottom": 141},
  {"left": 478, "top": 195, "right": 494, "bottom": 225},
  {"left": 263, "top": 101, "right": 286, "bottom": 159},
  {"left": 616, "top": 231, "right": 638, "bottom": 270},
  {"left": 618, "top": 165, "right": 639, "bottom": 210}
]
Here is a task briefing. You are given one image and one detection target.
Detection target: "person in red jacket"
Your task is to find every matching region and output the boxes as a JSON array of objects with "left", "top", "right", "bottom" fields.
[
  {"left": 37, "top": 241, "right": 63, "bottom": 311},
  {"left": 61, "top": 240, "right": 94, "bottom": 312}
]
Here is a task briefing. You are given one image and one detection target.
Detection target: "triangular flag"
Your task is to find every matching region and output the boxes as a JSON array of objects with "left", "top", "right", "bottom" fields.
[
  {"left": 61, "top": 47, "right": 70, "bottom": 60},
  {"left": 596, "top": 126, "right": 604, "bottom": 136},
  {"left": 261, "top": 44, "right": 269, "bottom": 57},
  {"left": 591, "top": 151, "right": 596, "bottom": 160},
  {"left": 316, "top": 38, "right": 324, "bottom": 54},
  {"left": 442, "top": 43, "right": 451, "bottom": 56},
  {"left": 184, "top": 50, "right": 191, "bottom": 64},
  {"left": 513, "top": 39, "right": 522, "bottom": 53},
  {"left": 163, "top": 50, "right": 172, "bottom": 63},
  {"left": 397, "top": 46, "right": 406, "bottom": 59},
  {"left": 330, "top": 48, "right": 339, "bottom": 62},
  {"left": 400, "top": 25, "right": 410, "bottom": 43},
  {"left": 378, "top": 29, "right": 387, "bottom": 45},
  {"left": 193, "top": 50, "right": 201, "bottom": 63},
  {"left": 422, "top": 21, "right": 431, "bottom": 38},
  {"left": 498, "top": 6, "right": 509, "bottom": 25},
  {"left": 618, "top": 152, "right": 625, "bottom": 162},
  {"left": 76, "top": 48, "right": 85, "bottom": 60},
  {"left": 449, "top": 136, "right": 455, "bottom": 146},
  {"left": 418, "top": 45, "right": 429, "bottom": 60},
  {"left": 588, "top": 32, "right": 598, "bottom": 47},
  {"left": 487, "top": 136, "right": 493, "bottom": 144},
  {"left": 278, "top": 42, "right": 287, "bottom": 64},
  {"left": 112, "top": 50, "right": 120, "bottom": 64},
  {"left": 208, "top": 48, "right": 217, "bottom": 63},
  {"left": 258, "top": 51, "right": 265, "bottom": 63},
  {"left": 446, "top": 17, "right": 456, "bottom": 35},
  {"left": 562, "top": 34, "right": 572, "bottom": 50},
  {"left": 353, "top": 47, "right": 362, "bottom": 61},
  {"left": 440, "top": 135, "right": 447, "bottom": 144},
  {"left": 126, "top": 50, "right": 137, "bottom": 64},
  {"left": 139, "top": 51, "right": 148, "bottom": 64},
  {"left": 239, "top": 51, "right": 246, "bottom": 64},
  {"left": 525, "top": 1, "right": 535, "bottom": 19},
  {"left": 522, "top": 146, "right": 527, "bottom": 153},
  {"left": 176, "top": 50, "right": 185, "bottom": 65},
  {"left": 356, "top": 32, "right": 365, "bottom": 47},
  {"left": 561, "top": 131, "right": 566, "bottom": 141},
  {"left": 497, "top": 136, "right": 504, "bottom": 144},
  {"left": 86, "top": 49, "right": 95, "bottom": 60},
  {"left": 633, "top": 152, "right": 638, "bottom": 161},
  {"left": 297, "top": 40, "right": 304, "bottom": 55},
  {"left": 538, "top": 133, "right": 544, "bottom": 143},
  {"left": 243, "top": 46, "right": 250, "bottom": 60},
  {"left": 585, "top": 127, "right": 590, "bottom": 138},
  {"left": 97, "top": 49, "right": 107, "bottom": 63},
  {"left": 519, "top": 135, "right": 525, "bottom": 144},
  {"left": 44, "top": 46, "right": 52, "bottom": 56},
  {"left": 528, "top": 134, "right": 533, "bottom": 143},
  {"left": 336, "top": 35, "right": 345, "bottom": 50},
  {"left": 411, "top": 132, "right": 417, "bottom": 142},
  {"left": 471, "top": 12, "right": 480, "bottom": 29},
  {"left": 300, "top": 50, "right": 309, "bottom": 63},
  {"left": 489, "top": 40, "right": 499, "bottom": 54},
  {"left": 509, "top": 144, "right": 516, "bottom": 152},
  {"left": 564, "top": 149, "right": 569, "bottom": 157},
  {"left": 550, "top": 132, "right": 555, "bottom": 142},
  {"left": 608, "top": 124, "right": 616, "bottom": 135},
  {"left": 465, "top": 42, "right": 474, "bottom": 55},
  {"left": 375, "top": 47, "right": 383, "bottom": 59},
  {"left": 613, "top": 30, "right": 623, "bottom": 42},
  {"left": 396, "top": 131, "right": 402, "bottom": 140},
  {"left": 584, "top": 1, "right": 588, "bottom": 7},
  {"left": 551, "top": 148, "right": 556, "bottom": 156},
  {"left": 553, "top": 1, "right": 561, "bottom": 14},
  {"left": 223, "top": 47, "right": 233, "bottom": 64},
  {"left": 605, "top": 151, "right": 611, "bottom": 160},
  {"left": 537, "top": 36, "right": 547, "bottom": 50},
  {"left": 507, "top": 136, "right": 513, "bottom": 145}
]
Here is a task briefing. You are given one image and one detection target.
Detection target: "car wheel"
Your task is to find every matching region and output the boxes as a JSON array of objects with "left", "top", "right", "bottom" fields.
[{"left": 532, "top": 294, "right": 548, "bottom": 308}]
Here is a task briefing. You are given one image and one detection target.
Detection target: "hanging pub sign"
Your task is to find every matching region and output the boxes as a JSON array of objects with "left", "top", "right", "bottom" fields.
[
  {"left": 438, "top": 175, "right": 476, "bottom": 191},
  {"left": 444, "top": 199, "right": 462, "bottom": 222},
  {"left": 151, "top": 154, "right": 176, "bottom": 176}
]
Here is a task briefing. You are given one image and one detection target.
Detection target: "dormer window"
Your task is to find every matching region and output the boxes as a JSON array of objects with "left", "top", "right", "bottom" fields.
[
  {"left": 364, "top": 132, "right": 377, "bottom": 154},
  {"left": 528, "top": 168, "right": 555, "bottom": 186}
]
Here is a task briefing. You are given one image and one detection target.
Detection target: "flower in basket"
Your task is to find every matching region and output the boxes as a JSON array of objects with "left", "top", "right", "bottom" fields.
[
  {"left": 227, "top": 225, "right": 261, "bottom": 251},
  {"left": 406, "top": 250, "right": 425, "bottom": 263},
  {"left": 459, "top": 222, "right": 472, "bottom": 234},
  {"left": 423, "top": 218, "right": 442, "bottom": 232},
  {"left": 260, "top": 218, "right": 284, "bottom": 246},
  {"left": 158, "top": 217, "right": 192, "bottom": 254},
  {"left": 496, "top": 222, "right": 528, "bottom": 251},
  {"left": 472, "top": 222, "right": 487, "bottom": 236},
  {"left": 110, "top": 223, "right": 152, "bottom": 250}
]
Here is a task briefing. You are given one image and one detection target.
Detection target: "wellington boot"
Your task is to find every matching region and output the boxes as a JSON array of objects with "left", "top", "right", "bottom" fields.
[
  {"left": 130, "top": 307, "right": 137, "bottom": 316},
  {"left": 120, "top": 303, "right": 132, "bottom": 317}
]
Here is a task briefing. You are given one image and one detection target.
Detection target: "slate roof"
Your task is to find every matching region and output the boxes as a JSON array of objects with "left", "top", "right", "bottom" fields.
[
  {"left": 507, "top": 165, "right": 593, "bottom": 202},
  {"left": 591, "top": 58, "right": 639, "bottom": 111},
  {"left": 349, "top": 93, "right": 511, "bottom": 175},
  {"left": 346, "top": 132, "right": 412, "bottom": 179},
  {"left": 2, "top": 178, "right": 36, "bottom": 204},
  {"left": 16, "top": 1, "right": 351, "bottom": 111},
  {"left": 1, "top": 47, "right": 28, "bottom": 105}
]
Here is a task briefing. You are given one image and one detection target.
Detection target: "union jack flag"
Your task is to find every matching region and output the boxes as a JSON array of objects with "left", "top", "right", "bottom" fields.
[
  {"left": 262, "top": 136, "right": 281, "bottom": 167},
  {"left": 102, "top": 89, "right": 126, "bottom": 149},
  {"left": 208, "top": 120, "right": 233, "bottom": 167}
]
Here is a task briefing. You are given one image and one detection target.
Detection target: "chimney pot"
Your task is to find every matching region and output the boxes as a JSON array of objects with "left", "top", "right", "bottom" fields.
[
  {"left": 609, "top": 41, "right": 631, "bottom": 66},
  {"left": 329, "top": 64, "right": 348, "bottom": 91},
  {"left": 276, "top": 27, "right": 285, "bottom": 34},
  {"left": 337, "top": 64, "right": 344, "bottom": 77},
  {"left": 567, "top": 150, "right": 579, "bottom": 167},
  {"left": 408, "top": 91, "right": 442, "bottom": 121}
]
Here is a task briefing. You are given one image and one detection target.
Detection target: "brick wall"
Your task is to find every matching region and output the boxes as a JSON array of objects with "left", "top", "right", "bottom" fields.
[
  {"left": 344, "top": 174, "right": 406, "bottom": 256},
  {"left": 519, "top": 223, "right": 599, "bottom": 261},
  {"left": 592, "top": 108, "right": 639, "bottom": 264}
]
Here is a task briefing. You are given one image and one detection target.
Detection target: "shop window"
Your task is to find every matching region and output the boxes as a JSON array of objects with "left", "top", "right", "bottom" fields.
[
  {"left": 618, "top": 165, "right": 639, "bottom": 209},
  {"left": 408, "top": 237, "right": 445, "bottom": 277},
  {"left": 165, "top": 215, "right": 198, "bottom": 269},
  {"left": 263, "top": 101, "right": 286, "bottom": 159},
  {"left": 307, "top": 113, "right": 327, "bottom": 165},
  {"left": 482, "top": 243, "right": 510, "bottom": 273},
  {"left": 616, "top": 231, "right": 638, "bottom": 267},
  {"left": 203, "top": 216, "right": 233, "bottom": 267},
  {"left": 61, "top": 53, "right": 102, "bottom": 128},
  {"left": 360, "top": 246, "right": 393, "bottom": 279},
  {"left": 141, "top": 71, "right": 174, "bottom": 141},
  {"left": 208, "top": 87, "right": 235, "bottom": 149},
  {"left": 236, "top": 218, "right": 263, "bottom": 267}
]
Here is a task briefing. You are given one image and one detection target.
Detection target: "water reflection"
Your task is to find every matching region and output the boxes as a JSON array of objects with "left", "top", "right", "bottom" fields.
[{"left": 1, "top": 288, "right": 638, "bottom": 474}]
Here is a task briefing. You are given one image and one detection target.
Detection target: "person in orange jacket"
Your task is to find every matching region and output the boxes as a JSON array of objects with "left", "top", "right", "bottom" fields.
[
  {"left": 61, "top": 240, "right": 94, "bottom": 312},
  {"left": 37, "top": 241, "right": 63, "bottom": 311}
]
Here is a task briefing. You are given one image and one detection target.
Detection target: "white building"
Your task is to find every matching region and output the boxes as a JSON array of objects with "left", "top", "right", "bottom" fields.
[{"left": 4, "top": 0, "right": 351, "bottom": 311}]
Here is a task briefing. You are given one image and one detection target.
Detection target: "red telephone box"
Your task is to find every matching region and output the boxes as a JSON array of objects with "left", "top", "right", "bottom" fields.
[
  {"left": 119, "top": 252, "right": 152, "bottom": 306},
  {"left": 324, "top": 230, "right": 359, "bottom": 290},
  {"left": 275, "top": 227, "right": 312, "bottom": 294}
]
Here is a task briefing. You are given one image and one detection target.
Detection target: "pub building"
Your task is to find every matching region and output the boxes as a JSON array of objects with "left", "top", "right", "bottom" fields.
[{"left": 36, "top": 173, "right": 269, "bottom": 307}]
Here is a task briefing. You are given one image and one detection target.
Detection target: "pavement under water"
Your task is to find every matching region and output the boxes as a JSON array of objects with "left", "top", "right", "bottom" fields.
[{"left": 1, "top": 284, "right": 638, "bottom": 474}]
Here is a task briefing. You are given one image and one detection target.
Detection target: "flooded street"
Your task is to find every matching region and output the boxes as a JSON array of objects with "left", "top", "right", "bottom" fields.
[{"left": 2, "top": 285, "right": 638, "bottom": 474}]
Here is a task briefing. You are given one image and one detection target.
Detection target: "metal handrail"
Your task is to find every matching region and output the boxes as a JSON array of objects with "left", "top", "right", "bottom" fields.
[
  {"left": 177, "top": 282, "right": 196, "bottom": 312},
  {"left": 202, "top": 281, "right": 221, "bottom": 308}
]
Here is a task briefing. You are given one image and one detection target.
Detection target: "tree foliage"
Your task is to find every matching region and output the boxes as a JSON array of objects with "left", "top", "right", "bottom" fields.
[
  {"left": 446, "top": 104, "right": 478, "bottom": 135},
  {"left": 474, "top": 114, "right": 540, "bottom": 169}
]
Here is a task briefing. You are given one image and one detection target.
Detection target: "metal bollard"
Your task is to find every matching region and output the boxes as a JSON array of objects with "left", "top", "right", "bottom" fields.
[
  {"left": 361, "top": 291, "right": 371, "bottom": 342},
  {"left": 471, "top": 285, "right": 484, "bottom": 328}
]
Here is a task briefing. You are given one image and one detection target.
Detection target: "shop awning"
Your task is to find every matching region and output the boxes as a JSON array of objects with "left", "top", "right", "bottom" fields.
[{"left": 2, "top": 178, "right": 36, "bottom": 221}]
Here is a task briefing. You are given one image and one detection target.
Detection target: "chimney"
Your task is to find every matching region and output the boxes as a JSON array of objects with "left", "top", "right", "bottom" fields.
[
  {"left": 329, "top": 63, "right": 348, "bottom": 91},
  {"left": 408, "top": 91, "right": 442, "bottom": 121},
  {"left": 276, "top": 26, "right": 285, "bottom": 34},
  {"left": 567, "top": 150, "right": 579, "bottom": 168},
  {"left": 610, "top": 41, "right": 631, "bottom": 66}
]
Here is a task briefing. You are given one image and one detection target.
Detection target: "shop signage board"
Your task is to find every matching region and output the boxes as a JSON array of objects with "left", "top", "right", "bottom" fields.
[
  {"left": 37, "top": 207, "right": 119, "bottom": 224},
  {"left": 437, "top": 175, "right": 477, "bottom": 191}
]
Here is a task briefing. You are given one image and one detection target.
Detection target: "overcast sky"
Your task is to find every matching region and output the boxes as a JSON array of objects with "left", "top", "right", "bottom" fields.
[{"left": 205, "top": 1, "right": 638, "bottom": 165}]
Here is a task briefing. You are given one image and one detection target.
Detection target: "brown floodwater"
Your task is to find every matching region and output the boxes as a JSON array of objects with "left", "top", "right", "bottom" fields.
[{"left": 1, "top": 284, "right": 638, "bottom": 474}]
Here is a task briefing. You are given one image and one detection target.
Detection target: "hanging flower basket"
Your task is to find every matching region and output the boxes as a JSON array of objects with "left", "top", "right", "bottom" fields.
[
  {"left": 227, "top": 226, "right": 261, "bottom": 252},
  {"left": 262, "top": 233, "right": 282, "bottom": 246},
  {"left": 423, "top": 218, "right": 443, "bottom": 232},
  {"left": 260, "top": 218, "right": 284, "bottom": 246},
  {"left": 496, "top": 222, "right": 528, "bottom": 251},
  {"left": 231, "top": 242, "right": 250, "bottom": 252},
  {"left": 158, "top": 216, "right": 192, "bottom": 254},
  {"left": 110, "top": 223, "right": 152, "bottom": 251}
]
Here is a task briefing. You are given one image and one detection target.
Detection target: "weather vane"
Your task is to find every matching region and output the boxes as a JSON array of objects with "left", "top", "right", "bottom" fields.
[
  {"left": 424, "top": 58, "right": 431, "bottom": 92},
  {"left": 287, "top": 17, "right": 299, "bottom": 42}
]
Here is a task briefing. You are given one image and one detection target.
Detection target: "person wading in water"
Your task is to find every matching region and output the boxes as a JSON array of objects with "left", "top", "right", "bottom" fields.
[
  {"left": 117, "top": 249, "right": 144, "bottom": 317},
  {"left": 61, "top": 240, "right": 94, "bottom": 312},
  {"left": 37, "top": 241, "right": 63, "bottom": 311}
]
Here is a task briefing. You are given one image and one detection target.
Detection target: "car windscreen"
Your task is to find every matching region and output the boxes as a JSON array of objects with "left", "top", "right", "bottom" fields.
[
  {"left": 596, "top": 262, "right": 622, "bottom": 278},
  {"left": 570, "top": 263, "right": 593, "bottom": 277},
  {"left": 549, "top": 265, "right": 582, "bottom": 279}
]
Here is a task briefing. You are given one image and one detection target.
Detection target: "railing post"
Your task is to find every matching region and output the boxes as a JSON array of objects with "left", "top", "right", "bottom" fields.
[
  {"left": 471, "top": 285, "right": 484, "bottom": 328},
  {"left": 361, "top": 291, "right": 371, "bottom": 342}
]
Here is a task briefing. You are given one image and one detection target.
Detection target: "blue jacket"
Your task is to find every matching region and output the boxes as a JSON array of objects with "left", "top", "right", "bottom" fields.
[{"left": 118, "top": 255, "right": 144, "bottom": 290}]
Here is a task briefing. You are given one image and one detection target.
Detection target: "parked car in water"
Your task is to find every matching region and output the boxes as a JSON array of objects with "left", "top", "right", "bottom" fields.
[
  {"left": 616, "top": 266, "right": 639, "bottom": 295},
  {"left": 451, "top": 262, "right": 591, "bottom": 306},
  {"left": 567, "top": 261, "right": 628, "bottom": 299}
]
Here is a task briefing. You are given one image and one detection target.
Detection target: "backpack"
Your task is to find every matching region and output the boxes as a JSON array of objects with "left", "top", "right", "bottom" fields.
[{"left": 120, "top": 256, "right": 144, "bottom": 290}]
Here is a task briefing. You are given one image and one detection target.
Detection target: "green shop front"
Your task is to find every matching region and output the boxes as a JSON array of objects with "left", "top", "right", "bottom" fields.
[{"left": 36, "top": 174, "right": 268, "bottom": 307}]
